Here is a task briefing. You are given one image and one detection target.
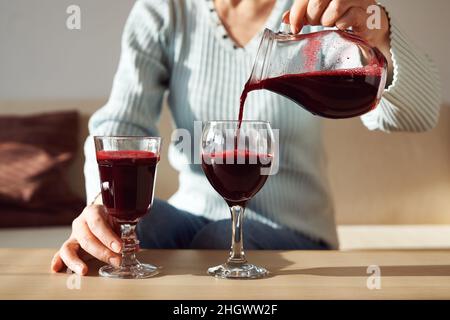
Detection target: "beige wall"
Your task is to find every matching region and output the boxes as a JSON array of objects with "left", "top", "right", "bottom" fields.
[
  {"left": 323, "top": 107, "right": 450, "bottom": 225},
  {"left": 382, "top": 0, "right": 450, "bottom": 103}
]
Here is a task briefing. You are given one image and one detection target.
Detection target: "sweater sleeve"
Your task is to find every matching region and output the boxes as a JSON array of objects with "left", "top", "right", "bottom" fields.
[
  {"left": 84, "top": 0, "right": 173, "bottom": 203},
  {"left": 360, "top": 8, "right": 442, "bottom": 132}
]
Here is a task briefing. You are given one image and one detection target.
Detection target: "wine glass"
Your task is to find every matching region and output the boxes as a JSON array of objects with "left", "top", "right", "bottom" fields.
[
  {"left": 94, "top": 136, "right": 161, "bottom": 279},
  {"left": 201, "top": 120, "right": 275, "bottom": 279}
]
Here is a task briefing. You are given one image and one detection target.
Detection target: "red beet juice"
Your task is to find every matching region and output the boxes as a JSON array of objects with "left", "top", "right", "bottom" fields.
[
  {"left": 202, "top": 150, "right": 272, "bottom": 207},
  {"left": 239, "top": 66, "right": 383, "bottom": 124},
  {"left": 96, "top": 150, "right": 159, "bottom": 222}
]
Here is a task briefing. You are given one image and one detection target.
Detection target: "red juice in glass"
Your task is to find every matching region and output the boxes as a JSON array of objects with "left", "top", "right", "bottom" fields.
[
  {"left": 201, "top": 150, "right": 272, "bottom": 207},
  {"left": 96, "top": 150, "right": 159, "bottom": 222}
]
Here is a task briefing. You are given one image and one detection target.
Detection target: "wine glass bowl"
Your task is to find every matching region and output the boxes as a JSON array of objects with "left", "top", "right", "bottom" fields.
[{"left": 201, "top": 121, "right": 275, "bottom": 279}]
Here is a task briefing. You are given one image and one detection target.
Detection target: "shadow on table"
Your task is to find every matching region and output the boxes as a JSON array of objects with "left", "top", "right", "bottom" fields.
[
  {"left": 84, "top": 251, "right": 450, "bottom": 278},
  {"left": 82, "top": 249, "right": 450, "bottom": 278},
  {"left": 273, "top": 265, "right": 450, "bottom": 277},
  {"left": 182, "top": 250, "right": 304, "bottom": 279},
  {"left": 159, "top": 250, "right": 298, "bottom": 279}
]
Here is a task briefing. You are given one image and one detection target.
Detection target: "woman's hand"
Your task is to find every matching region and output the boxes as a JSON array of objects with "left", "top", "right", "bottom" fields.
[
  {"left": 50, "top": 204, "right": 122, "bottom": 275},
  {"left": 286, "top": 0, "right": 390, "bottom": 49},
  {"left": 285, "top": 0, "right": 394, "bottom": 82}
]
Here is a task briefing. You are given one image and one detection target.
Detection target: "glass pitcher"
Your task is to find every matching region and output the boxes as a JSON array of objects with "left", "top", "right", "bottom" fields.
[{"left": 243, "top": 25, "right": 388, "bottom": 119}]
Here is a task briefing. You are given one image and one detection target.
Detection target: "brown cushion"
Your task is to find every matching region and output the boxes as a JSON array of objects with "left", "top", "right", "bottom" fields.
[
  {"left": 0, "top": 203, "right": 84, "bottom": 228},
  {"left": 0, "top": 110, "right": 80, "bottom": 157},
  {"left": 0, "top": 111, "right": 84, "bottom": 226}
]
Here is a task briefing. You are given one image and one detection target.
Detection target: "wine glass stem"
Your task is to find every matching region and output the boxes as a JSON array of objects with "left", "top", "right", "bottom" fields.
[
  {"left": 120, "top": 223, "right": 139, "bottom": 268},
  {"left": 228, "top": 205, "right": 247, "bottom": 264}
]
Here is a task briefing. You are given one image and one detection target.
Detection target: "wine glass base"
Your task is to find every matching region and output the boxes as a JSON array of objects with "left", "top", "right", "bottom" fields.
[
  {"left": 208, "top": 262, "right": 269, "bottom": 279},
  {"left": 99, "top": 262, "right": 160, "bottom": 279}
]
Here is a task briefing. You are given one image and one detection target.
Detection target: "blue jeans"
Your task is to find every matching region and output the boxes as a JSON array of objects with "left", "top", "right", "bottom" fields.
[{"left": 136, "top": 199, "right": 329, "bottom": 250}]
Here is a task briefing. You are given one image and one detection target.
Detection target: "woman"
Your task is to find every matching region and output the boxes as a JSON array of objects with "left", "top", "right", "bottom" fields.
[{"left": 51, "top": 0, "right": 441, "bottom": 275}]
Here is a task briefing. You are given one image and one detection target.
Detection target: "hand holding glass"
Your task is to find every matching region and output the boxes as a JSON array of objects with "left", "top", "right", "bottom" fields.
[{"left": 94, "top": 136, "right": 161, "bottom": 279}]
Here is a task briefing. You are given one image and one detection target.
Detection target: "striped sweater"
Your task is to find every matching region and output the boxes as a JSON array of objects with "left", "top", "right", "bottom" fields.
[{"left": 84, "top": 0, "right": 441, "bottom": 248}]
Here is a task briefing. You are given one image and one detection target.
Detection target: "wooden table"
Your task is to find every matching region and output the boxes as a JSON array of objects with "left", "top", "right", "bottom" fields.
[{"left": 1, "top": 248, "right": 450, "bottom": 299}]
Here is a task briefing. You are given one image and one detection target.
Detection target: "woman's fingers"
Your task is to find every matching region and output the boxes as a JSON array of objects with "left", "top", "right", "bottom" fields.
[
  {"left": 335, "top": 7, "right": 367, "bottom": 33},
  {"left": 321, "top": 0, "right": 364, "bottom": 27},
  {"left": 50, "top": 204, "right": 122, "bottom": 276},
  {"left": 289, "top": 0, "right": 309, "bottom": 33},
  {"left": 73, "top": 218, "right": 121, "bottom": 267},
  {"left": 288, "top": 0, "right": 371, "bottom": 32},
  {"left": 306, "top": 0, "right": 331, "bottom": 25},
  {"left": 58, "top": 239, "right": 88, "bottom": 275},
  {"left": 282, "top": 10, "right": 290, "bottom": 24},
  {"left": 84, "top": 205, "right": 122, "bottom": 254},
  {"left": 50, "top": 204, "right": 123, "bottom": 276},
  {"left": 50, "top": 250, "right": 64, "bottom": 273}
]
